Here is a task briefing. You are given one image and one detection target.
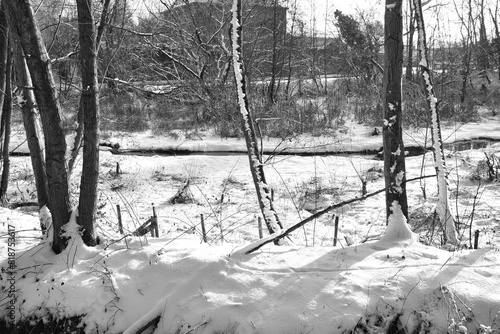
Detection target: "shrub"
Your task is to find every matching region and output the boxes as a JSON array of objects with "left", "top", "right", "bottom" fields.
[{"left": 100, "top": 91, "right": 148, "bottom": 132}]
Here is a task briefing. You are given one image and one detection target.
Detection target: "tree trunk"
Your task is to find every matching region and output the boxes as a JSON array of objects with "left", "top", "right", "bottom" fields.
[
  {"left": 231, "top": 0, "right": 284, "bottom": 240},
  {"left": 459, "top": 39, "right": 471, "bottom": 104},
  {"left": 405, "top": 0, "right": 415, "bottom": 82},
  {"left": 284, "top": 0, "right": 298, "bottom": 98},
  {"left": 14, "top": 41, "right": 49, "bottom": 211},
  {"left": 67, "top": 103, "right": 84, "bottom": 178},
  {"left": 413, "top": 0, "right": 458, "bottom": 245},
  {"left": 266, "top": 0, "right": 279, "bottom": 104},
  {"left": 0, "top": 4, "right": 9, "bottom": 198},
  {"left": 69, "top": 0, "right": 112, "bottom": 179},
  {"left": 0, "top": 3, "right": 7, "bottom": 165},
  {"left": 76, "top": 0, "right": 100, "bottom": 246},
  {"left": 0, "top": 37, "right": 12, "bottom": 202},
  {"left": 5, "top": 0, "right": 71, "bottom": 253},
  {"left": 477, "top": 0, "right": 489, "bottom": 75},
  {"left": 382, "top": 0, "right": 410, "bottom": 233},
  {"left": 0, "top": 3, "right": 7, "bottom": 117},
  {"left": 489, "top": 8, "right": 500, "bottom": 80}
]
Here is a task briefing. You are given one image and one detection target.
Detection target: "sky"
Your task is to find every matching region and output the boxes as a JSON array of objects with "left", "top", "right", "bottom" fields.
[{"left": 299, "top": 0, "right": 384, "bottom": 35}]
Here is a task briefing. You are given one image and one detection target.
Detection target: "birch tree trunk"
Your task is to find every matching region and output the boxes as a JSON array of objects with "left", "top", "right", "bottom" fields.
[
  {"left": 231, "top": 0, "right": 283, "bottom": 240},
  {"left": 382, "top": 0, "right": 410, "bottom": 231},
  {"left": 413, "top": 0, "right": 458, "bottom": 245},
  {"left": 14, "top": 44, "right": 49, "bottom": 211},
  {"left": 5, "top": 0, "right": 71, "bottom": 253}
]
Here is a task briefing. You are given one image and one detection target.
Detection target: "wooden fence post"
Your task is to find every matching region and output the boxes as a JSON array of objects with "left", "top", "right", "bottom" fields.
[
  {"left": 117, "top": 204, "right": 123, "bottom": 234},
  {"left": 333, "top": 215, "right": 340, "bottom": 246},
  {"left": 152, "top": 206, "right": 159, "bottom": 238},
  {"left": 258, "top": 217, "right": 263, "bottom": 239},
  {"left": 474, "top": 230, "right": 480, "bottom": 249},
  {"left": 201, "top": 214, "right": 207, "bottom": 243}
]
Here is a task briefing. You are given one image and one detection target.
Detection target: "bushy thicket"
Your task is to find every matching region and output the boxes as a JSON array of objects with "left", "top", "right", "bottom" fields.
[
  {"left": 96, "top": 78, "right": 357, "bottom": 139},
  {"left": 99, "top": 90, "right": 149, "bottom": 132},
  {"left": 92, "top": 66, "right": 500, "bottom": 139}
]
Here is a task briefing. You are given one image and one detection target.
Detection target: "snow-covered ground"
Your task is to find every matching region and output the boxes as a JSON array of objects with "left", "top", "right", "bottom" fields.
[{"left": 1, "top": 110, "right": 499, "bottom": 333}]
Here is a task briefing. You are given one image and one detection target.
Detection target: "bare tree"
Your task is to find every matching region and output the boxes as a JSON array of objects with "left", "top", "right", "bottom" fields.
[
  {"left": 0, "top": 3, "right": 9, "bottom": 202},
  {"left": 76, "top": 0, "right": 100, "bottom": 246},
  {"left": 68, "top": 0, "right": 112, "bottom": 178},
  {"left": 231, "top": 0, "right": 284, "bottom": 240},
  {"left": 5, "top": 0, "right": 72, "bottom": 253},
  {"left": 490, "top": 5, "right": 500, "bottom": 80},
  {"left": 453, "top": 0, "right": 478, "bottom": 106},
  {"left": 264, "top": 0, "right": 286, "bottom": 104},
  {"left": 13, "top": 43, "right": 50, "bottom": 211},
  {"left": 413, "top": 0, "right": 458, "bottom": 245},
  {"left": 477, "top": 0, "right": 490, "bottom": 79},
  {"left": 0, "top": 34, "right": 12, "bottom": 202},
  {"left": 405, "top": 0, "right": 415, "bottom": 82},
  {"left": 382, "top": 0, "right": 409, "bottom": 230}
]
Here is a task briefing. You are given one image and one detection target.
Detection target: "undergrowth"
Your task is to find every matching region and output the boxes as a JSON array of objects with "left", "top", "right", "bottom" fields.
[
  {"left": 0, "top": 314, "right": 86, "bottom": 334},
  {"left": 342, "top": 286, "right": 500, "bottom": 334}
]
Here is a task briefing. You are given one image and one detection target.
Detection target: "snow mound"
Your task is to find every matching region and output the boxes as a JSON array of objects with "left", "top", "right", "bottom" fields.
[{"left": 2, "top": 216, "right": 499, "bottom": 334}]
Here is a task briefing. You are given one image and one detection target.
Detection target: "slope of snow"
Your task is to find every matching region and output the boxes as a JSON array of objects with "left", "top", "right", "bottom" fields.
[{"left": 1, "top": 217, "right": 499, "bottom": 333}]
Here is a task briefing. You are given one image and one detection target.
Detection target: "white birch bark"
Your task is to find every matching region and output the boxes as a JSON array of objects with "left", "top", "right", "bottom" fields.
[
  {"left": 413, "top": 0, "right": 458, "bottom": 245},
  {"left": 231, "top": 0, "right": 283, "bottom": 238}
]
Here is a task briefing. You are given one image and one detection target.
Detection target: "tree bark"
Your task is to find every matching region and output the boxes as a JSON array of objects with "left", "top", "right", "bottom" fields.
[
  {"left": 76, "top": 0, "right": 100, "bottom": 246},
  {"left": 477, "top": 0, "right": 489, "bottom": 75},
  {"left": 14, "top": 40, "right": 49, "bottom": 210},
  {"left": 413, "top": 0, "right": 458, "bottom": 245},
  {"left": 0, "top": 3, "right": 6, "bottom": 182},
  {"left": 5, "top": 0, "right": 71, "bottom": 253},
  {"left": 0, "top": 2, "right": 7, "bottom": 166},
  {"left": 0, "top": 36, "right": 12, "bottom": 202},
  {"left": 68, "top": 0, "right": 112, "bottom": 179},
  {"left": 0, "top": 3, "right": 7, "bottom": 118},
  {"left": 67, "top": 102, "right": 84, "bottom": 178},
  {"left": 231, "top": 0, "right": 284, "bottom": 240},
  {"left": 382, "top": 0, "right": 409, "bottom": 226},
  {"left": 405, "top": 0, "right": 415, "bottom": 82},
  {"left": 489, "top": 7, "right": 500, "bottom": 80}
]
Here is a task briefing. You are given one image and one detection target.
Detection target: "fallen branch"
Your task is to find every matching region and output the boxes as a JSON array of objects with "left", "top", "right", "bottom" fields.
[
  {"left": 132, "top": 213, "right": 159, "bottom": 238},
  {"left": 241, "top": 174, "right": 437, "bottom": 254},
  {"left": 123, "top": 297, "right": 210, "bottom": 334},
  {"left": 132, "top": 217, "right": 155, "bottom": 237}
]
